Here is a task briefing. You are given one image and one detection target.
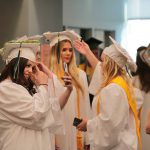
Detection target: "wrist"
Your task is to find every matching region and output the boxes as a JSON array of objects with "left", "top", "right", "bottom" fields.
[
  {"left": 67, "top": 86, "right": 73, "bottom": 91},
  {"left": 84, "top": 49, "right": 91, "bottom": 57}
]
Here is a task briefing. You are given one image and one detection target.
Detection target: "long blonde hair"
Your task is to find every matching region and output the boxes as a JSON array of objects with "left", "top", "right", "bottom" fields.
[
  {"left": 98, "top": 55, "right": 134, "bottom": 97},
  {"left": 50, "top": 40, "right": 84, "bottom": 94}
]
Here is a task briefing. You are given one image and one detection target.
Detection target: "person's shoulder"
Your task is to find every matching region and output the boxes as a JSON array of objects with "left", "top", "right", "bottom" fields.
[
  {"left": 0, "top": 79, "right": 13, "bottom": 87},
  {"left": 101, "top": 83, "right": 125, "bottom": 95},
  {"left": 78, "top": 68, "right": 86, "bottom": 75},
  {"left": 77, "top": 68, "right": 88, "bottom": 80},
  {"left": 0, "top": 79, "right": 25, "bottom": 91}
]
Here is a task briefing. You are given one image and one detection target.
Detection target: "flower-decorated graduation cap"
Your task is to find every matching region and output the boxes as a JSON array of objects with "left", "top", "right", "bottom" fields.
[
  {"left": 85, "top": 37, "right": 103, "bottom": 50},
  {"left": 103, "top": 36, "right": 137, "bottom": 72},
  {"left": 43, "top": 30, "right": 81, "bottom": 63},
  {"left": 3, "top": 36, "right": 40, "bottom": 63},
  {"left": 3, "top": 36, "right": 40, "bottom": 80}
]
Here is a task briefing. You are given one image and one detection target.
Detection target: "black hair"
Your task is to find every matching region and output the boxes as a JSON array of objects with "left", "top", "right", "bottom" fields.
[
  {"left": 0, "top": 57, "right": 36, "bottom": 95},
  {"left": 133, "top": 46, "right": 150, "bottom": 93}
]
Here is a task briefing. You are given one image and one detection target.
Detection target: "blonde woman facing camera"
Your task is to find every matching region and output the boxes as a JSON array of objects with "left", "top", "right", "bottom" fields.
[{"left": 44, "top": 30, "right": 91, "bottom": 150}]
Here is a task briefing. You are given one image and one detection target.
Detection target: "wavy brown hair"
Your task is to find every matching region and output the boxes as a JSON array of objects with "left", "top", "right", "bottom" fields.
[
  {"left": 133, "top": 46, "right": 150, "bottom": 93},
  {"left": 0, "top": 57, "right": 36, "bottom": 95}
]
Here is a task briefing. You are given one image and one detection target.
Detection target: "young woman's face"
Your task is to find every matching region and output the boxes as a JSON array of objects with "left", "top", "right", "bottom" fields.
[
  {"left": 60, "top": 41, "right": 73, "bottom": 64},
  {"left": 24, "top": 60, "right": 36, "bottom": 79}
]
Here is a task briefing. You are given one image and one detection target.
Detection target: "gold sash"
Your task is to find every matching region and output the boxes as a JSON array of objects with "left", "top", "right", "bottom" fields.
[
  {"left": 96, "top": 76, "right": 141, "bottom": 149},
  {"left": 76, "top": 88, "right": 83, "bottom": 150}
]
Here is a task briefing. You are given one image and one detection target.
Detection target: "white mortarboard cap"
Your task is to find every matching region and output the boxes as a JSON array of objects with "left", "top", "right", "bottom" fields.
[
  {"left": 103, "top": 36, "right": 137, "bottom": 72},
  {"left": 3, "top": 36, "right": 40, "bottom": 63},
  {"left": 43, "top": 30, "right": 81, "bottom": 47}
]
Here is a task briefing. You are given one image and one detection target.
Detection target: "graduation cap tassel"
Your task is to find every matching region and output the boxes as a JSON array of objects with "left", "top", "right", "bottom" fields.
[
  {"left": 56, "top": 32, "right": 60, "bottom": 64},
  {"left": 125, "top": 65, "right": 132, "bottom": 78},
  {"left": 13, "top": 43, "right": 22, "bottom": 81}
]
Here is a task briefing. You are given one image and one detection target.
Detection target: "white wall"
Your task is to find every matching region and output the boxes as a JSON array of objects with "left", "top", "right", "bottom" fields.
[
  {"left": 128, "top": 0, "right": 150, "bottom": 19},
  {"left": 0, "top": 0, "right": 62, "bottom": 47},
  {"left": 63, "top": 0, "right": 127, "bottom": 41},
  {"left": 28, "top": 0, "right": 63, "bottom": 35}
]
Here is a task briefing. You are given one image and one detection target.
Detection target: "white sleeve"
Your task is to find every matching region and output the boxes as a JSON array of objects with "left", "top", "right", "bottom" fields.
[
  {"left": 0, "top": 82, "right": 62, "bottom": 131},
  {"left": 87, "top": 84, "right": 128, "bottom": 149},
  {"left": 47, "top": 76, "right": 65, "bottom": 134},
  {"left": 89, "top": 62, "right": 103, "bottom": 95},
  {"left": 79, "top": 70, "right": 92, "bottom": 145},
  {"left": 132, "top": 76, "right": 144, "bottom": 111},
  {"left": 134, "top": 87, "right": 144, "bottom": 111},
  {"left": 80, "top": 70, "right": 92, "bottom": 119}
]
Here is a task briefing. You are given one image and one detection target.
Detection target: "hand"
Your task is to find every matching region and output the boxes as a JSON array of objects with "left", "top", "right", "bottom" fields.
[
  {"left": 145, "top": 111, "right": 150, "bottom": 134},
  {"left": 55, "top": 145, "right": 60, "bottom": 150},
  {"left": 30, "top": 65, "right": 48, "bottom": 86},
  {"left": 77, "top": 118, "right": 88, "bottom": 132},
  {"left": 73, "top": 40, "right": 91, "bottom": 56},
  {"left": 84, "top": 145, "right": 90, "bottom": 150},
  {"left": 36, "top": 62, "right": 53, "bottom": 78},
  {"left": 61, "top": 72, "right": 73, "bottom": 91}
]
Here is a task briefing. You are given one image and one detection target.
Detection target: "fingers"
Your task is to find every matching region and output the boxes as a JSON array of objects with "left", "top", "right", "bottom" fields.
[
  {"left": 36, "top": 62, "right": 44, "bottom": 67},
  {"left": 36, "top": 62, "right": 53, "bottom": 78},
  {"left": 36, "top": 62, "right": 43, "bottom": 71},
  {"left": 34, "top": 65, "right": 40, "bottom": 73},
  {"left": 30, "top": 73, "right": 36, "bottom": 84},
  {"left": 30, "top": 64, "right": 48, "bottom": 86},
  {"left": 74, "top": 40, "right": 82, "bottom": 47},
  {"left": 62, "top": 76, "right": 72, "bottom": 85},
  {"left": 61, "top": 75, "right": 73, "bottom": 90},
  {"left": 76, "top": 119, "right": 87, "bottom": 132},
  {"left": 64, "top": 72, "right": 69, "bottom": 76}
]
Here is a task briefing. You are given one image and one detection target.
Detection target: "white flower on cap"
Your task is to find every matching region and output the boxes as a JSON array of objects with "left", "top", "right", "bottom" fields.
[
  {"left": 43, "top": 30, "right": 81, "bottom": 47},
  {"left": 103, "top": 36, "right": 137, "bottom": 72},
  {"left": 3, "top": 37, "right": 40, "bottom": 64}
]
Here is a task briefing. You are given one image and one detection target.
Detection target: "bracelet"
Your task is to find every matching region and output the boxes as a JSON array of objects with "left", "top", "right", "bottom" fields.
[{"left": 39, "top": 83, "right": 48, "bottom": 86}]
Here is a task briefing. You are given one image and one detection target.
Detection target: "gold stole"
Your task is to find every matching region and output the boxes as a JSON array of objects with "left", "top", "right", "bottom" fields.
[
  {"left": 57, "top": 71, "right": 83, "bottom": 149},
  {"left": 76, "top": 88, "right": 83, "bottom": 150},
  {"left": 96, "top": 76, "right": 141, "bottom": 149},
  {"left": 96, "top": 96, "right": 100, "bottom": 115}
]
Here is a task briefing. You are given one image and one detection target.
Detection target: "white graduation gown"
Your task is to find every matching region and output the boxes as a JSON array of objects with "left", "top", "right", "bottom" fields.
[
  {"left": 0, "top": 79, "right": 64, "bottom": 150},
  {"left": 54, "top": 69, "right": 91, "bottom": 150},
  {"left": 88, "top": 62, "right": 138, "bottom": 150},
  {"left": 133, "top": 75, "right": 150, "bottom": 150}
]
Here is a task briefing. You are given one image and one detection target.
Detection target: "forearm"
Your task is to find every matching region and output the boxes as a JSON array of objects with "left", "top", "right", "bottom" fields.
[
  {"left": 58, "top": 88, "right": 72, "bottom": 109},
  {"left": 85, "top": 49, "right": 99, "bottom": 69},
  {"left": 74, "top": 40, "right": 99, "bottom": 69}
]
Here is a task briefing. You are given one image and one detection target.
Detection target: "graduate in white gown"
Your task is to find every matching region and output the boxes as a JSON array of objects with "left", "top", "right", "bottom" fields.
[
  {"left": 0, "top": 38, "right": 73, "bottom": 150},
  {"left": 43, "top": 30, "right": 91, "bottom": 150},
  {"left": 74, "top": 36, "right": 141, "bottom": 150}
]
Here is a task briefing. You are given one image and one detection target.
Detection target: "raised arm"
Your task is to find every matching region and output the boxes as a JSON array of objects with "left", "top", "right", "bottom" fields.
[
  {"left": 74, "top": 40, "right": 99, "bottom": 69},
  {"left": 36, "top": 62, "right": 73, "bottom": 109}
]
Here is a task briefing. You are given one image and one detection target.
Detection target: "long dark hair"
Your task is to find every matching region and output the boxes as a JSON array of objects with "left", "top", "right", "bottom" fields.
[
  {"left": 134, "top": 46, "right": 150, "bottom": 93},
  {"left": 0, "top": 57, "right": 36, "bottom": 95}
]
